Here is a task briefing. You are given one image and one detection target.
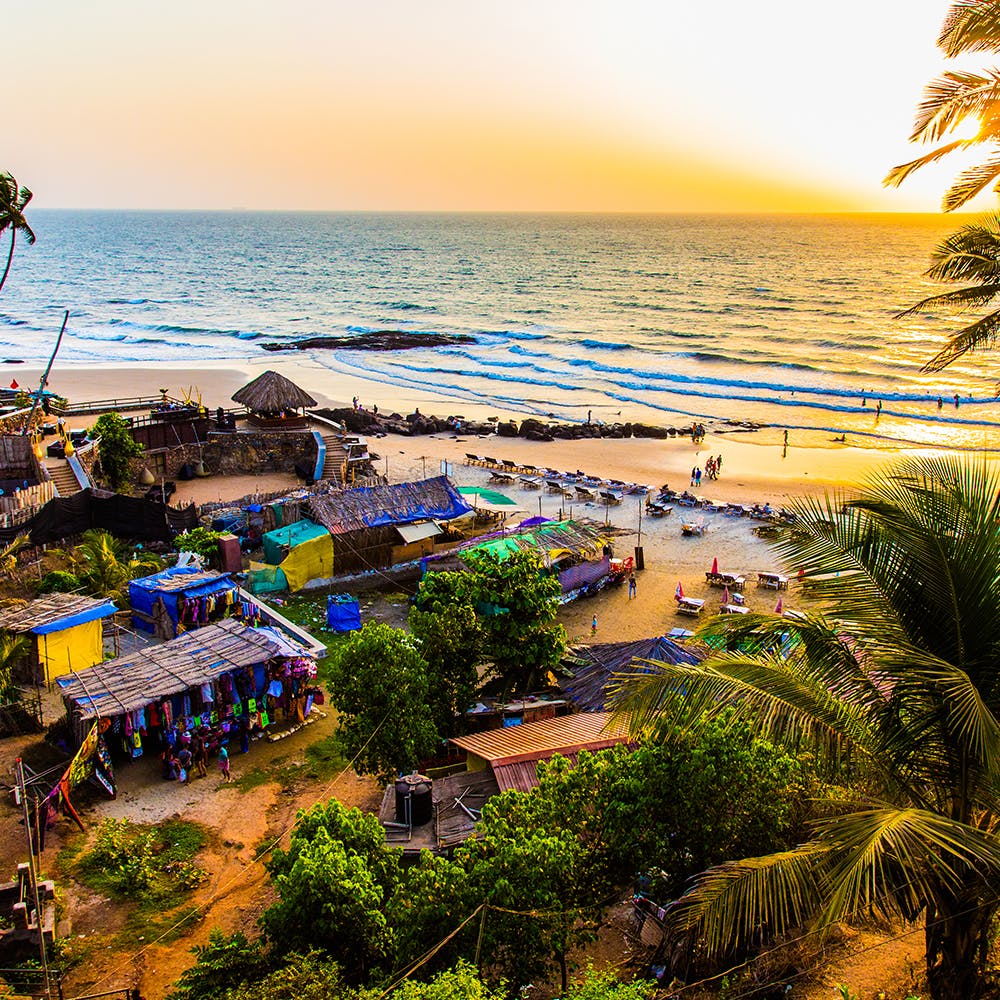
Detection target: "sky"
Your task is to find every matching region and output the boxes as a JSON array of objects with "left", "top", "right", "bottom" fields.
[{"left": 7, "top": 1, "right": 991, "bottom": 212}]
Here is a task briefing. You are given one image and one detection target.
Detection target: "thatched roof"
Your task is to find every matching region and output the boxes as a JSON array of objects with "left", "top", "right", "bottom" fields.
[
  {"left": 60, "top": 618, "right": 284, "bottom": 720},
  {"left": 560, "top": 635, "right": 702, "bottom": 712},
  {"left": 0, "top": 594, "right": 118, "bottom": 634},
  {"left": 305, "top": 476, "right": 472, "bottom": 534},
  {"left": 232, "top": 370, "right": 316, "bottom": 413}
]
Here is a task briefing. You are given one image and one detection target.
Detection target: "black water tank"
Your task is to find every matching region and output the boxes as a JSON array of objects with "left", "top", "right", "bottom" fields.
[{"left": 394, "top": 774, "right": 433, "bottom": 827}]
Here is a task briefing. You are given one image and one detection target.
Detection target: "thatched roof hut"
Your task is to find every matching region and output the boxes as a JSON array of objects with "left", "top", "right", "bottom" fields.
[
  {"left": 232, "top": 370, "right": 317, "bottom": 416},
  {"left": 560, "top": 635, "right": 702, "bottom": 711}
]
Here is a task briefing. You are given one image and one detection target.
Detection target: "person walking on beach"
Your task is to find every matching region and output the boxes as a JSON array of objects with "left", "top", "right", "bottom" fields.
[
  {"left": 628, "top": 572, "right": 637, "bottom": 599},
  {"left": 876, "top": 400, "right": 882, "bottom": 416},
  {"left": 695, "top": 467, "right": 702, "bottom": 487},
  {"left": 937, "top": 397, "right": 943, "bottom": 410},
  {"left": 587, "top": 410, "right": 592, "bottom": 425},
  {"left": 955, "top": 394, "right": 960, "bottom": 408},
  {"left": 591, "top": 614, "right": 598, "bottom": 635},
  {"left": 219, "top": 744, "right": 231, "bottom": 782},
  {"left": 716, "top": 454, "right": 723, "bottom": 473},
  {"left": 691, "top": 466, "right": 697, "bottom": 486},
  {"left": 783, "top": 429, "right": 789, "bottom": 446}
]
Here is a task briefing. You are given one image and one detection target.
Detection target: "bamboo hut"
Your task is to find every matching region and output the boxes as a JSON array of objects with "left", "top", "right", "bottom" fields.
[
  {"left": 0, "top": 594, "right": 118, "bottom": 686},
  {"left": 231, "top": 370, "right": 317, "bottom": 428}
]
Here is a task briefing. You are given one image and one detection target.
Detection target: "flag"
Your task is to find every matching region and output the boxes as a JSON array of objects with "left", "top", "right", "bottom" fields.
[
  {"left": 8, "top": 379, "right": 17, "bottom": 390},
  {"left": 775, "top": 597, "right": 783, "bottom": 614},
  {"left": 710, "top": 556, "right": 719, "bottom": 575},
  {"left": 675, "top": 581, "right": 683, "bottom": 602}
]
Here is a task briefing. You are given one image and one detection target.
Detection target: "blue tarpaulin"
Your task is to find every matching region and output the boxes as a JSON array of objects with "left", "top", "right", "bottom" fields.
[
  {"left": 31, "top": 600, "right": 117, "bottom": 635},
  {"left": 129, "top": 566, "right": 237, "bottom": 634},
  {"left": 327, "top": 594, "right": 361, "bottom": 633}
]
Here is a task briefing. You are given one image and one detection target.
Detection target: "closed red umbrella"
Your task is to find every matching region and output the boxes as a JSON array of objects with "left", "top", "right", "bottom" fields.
[
  {"left": 711, "top": 556, "right": 719, "bottom": 575},
  {"left": 675, "top": 581, "right": 684, "bottom": 602},
  {"left": 722, "top": 585, "right": 730, "bottom": 605}
]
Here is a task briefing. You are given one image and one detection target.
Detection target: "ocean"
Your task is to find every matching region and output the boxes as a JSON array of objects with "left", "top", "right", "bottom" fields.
[{"left": 2, "top": 210, "right": 999, "bottom": 451}]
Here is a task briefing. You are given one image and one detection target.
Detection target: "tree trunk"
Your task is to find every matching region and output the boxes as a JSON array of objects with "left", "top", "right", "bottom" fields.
[
  {"left": 925, "top": 898, "right": 996, "bottom": 1000},
  {"left": 0, "top": 232, "right": 15, "bottom": 294}
]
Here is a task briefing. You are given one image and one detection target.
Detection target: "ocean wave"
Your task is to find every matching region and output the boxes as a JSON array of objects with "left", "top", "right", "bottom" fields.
[
  {"left": 376, "top": 301, "right": 437, "bottom": 312},
  {"left": 580, "top": 339, "right": 630, "bottom": 351}
]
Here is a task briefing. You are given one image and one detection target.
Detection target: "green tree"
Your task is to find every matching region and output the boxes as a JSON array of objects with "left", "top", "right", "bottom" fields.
[
  {"left": 886, "top": 3, "right": 1000, "bottom": 371},
  {"left": 562, "top": 966, "right": 656, "bottom": 1000},
  {"left": 166, "top": 930, "right": 268, "bottom": 1000},
  {"left": 389, "top": 960, "right": 507, "bottom": 1000},
  {"left": 408, "top": 593, "right": 482, "bottom": 736},
  {"left": 72, "top": 528, "right": 163, "bottom": 603},
  {"left": 90, "top": 412, "right": 144, "bottom": 492},
  {"left": 611, "top": 456, "right": 1000, "bottom": 1000},
  {"left": 464, "top": 550, "right": 566, "bottom": 690},
  {"left": 328, "top": 622, "right": 440, "bottom": 779},
  {"left": 0, "top": 173, "right": 35, "bottom": 295},
  {"left": 174, "top": 527, "right": 224, "bottom": 566},
  {"left": 261, "top": 800, "right": 399, "bottom": 981}
]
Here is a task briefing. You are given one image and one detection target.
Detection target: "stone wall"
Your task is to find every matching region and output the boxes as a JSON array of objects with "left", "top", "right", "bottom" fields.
[{"left": 149, "top": 431, "right": 318, "bottom": 480}]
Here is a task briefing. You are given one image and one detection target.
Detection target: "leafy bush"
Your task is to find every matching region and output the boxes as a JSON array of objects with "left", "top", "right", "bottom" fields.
[
  {"left": 174, "top": 528, "right": 224, "bottom": 565},
  {"left": 90, "top": 412, "right": 143, "bottom": 492},
  {"left": 76, "top": 818, "right": 207, "bottom": 900},
  {"left": 36, "top": 570, "right": 80, "bottom": 594}
]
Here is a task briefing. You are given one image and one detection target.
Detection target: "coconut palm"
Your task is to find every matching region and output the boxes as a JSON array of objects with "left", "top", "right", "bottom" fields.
[
  {"left": 884, "top": 3, "right": 1000, "bottom": 371},
  {"left": 610, "top": 456, "right": 1000, "bottom": 1000},
  {"left": 0, "top": 632, "right": 26, "bottom": 702},
  {"left": 0, "top": 172, "right": 35, "bottom": 295},
  {"left": 72, "top": 529, "right": 163, "bottom": 603}
]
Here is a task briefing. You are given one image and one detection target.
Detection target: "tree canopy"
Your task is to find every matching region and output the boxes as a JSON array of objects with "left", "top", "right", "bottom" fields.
[
  {"left": 0, "top": 172, "right": 34, "bottom": 295},
  {"left": 611, "top": 455, "right": 1000, "bottom": 1000},
  {"left": 90, "top": 412, "right": 144, "bottom": 492}
]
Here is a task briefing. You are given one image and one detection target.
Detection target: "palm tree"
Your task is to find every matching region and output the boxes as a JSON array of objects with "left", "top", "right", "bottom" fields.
[
  {"left": 72, "top": 529, "right": 163, "bottom": 604},
  {"left": 0, "top": 632, "right": 27, "bottom": 702},
  {"left": 610, "top": 456, "right": 1000, "bottom": 1000},
  {"left": 0, "top": 172, "right": 35, "bottom": 294},
  {"left": 884, "top": 3, "right": 1000, "bottom": 371}
]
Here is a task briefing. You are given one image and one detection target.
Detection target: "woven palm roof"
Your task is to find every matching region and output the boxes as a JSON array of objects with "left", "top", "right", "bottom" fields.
[
  {"left": 60, "top": 618, "right": 284, "bottom": 720},
  {"left": 561, "top": 635, "right": 702, "bottom": 711},
  {"left": 231, "top": 370, "right": 316, "bottom": 413},
  {"left": 0, "top": 594, "right": 116, "bottom": 633},
  {"left": 305, "top": 476, "right": 472, "bottom": 534}
]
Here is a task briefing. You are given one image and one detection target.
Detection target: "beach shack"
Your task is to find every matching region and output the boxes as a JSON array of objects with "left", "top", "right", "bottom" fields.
[
  {"left": 129, "top": 566, "right": 239, "bottom": 638},
  {"left": 303, "top": 476, "right": 472, "bottom": 578},
  {"left": 449, "top": 711, "right": 631, "bottom": 793},
  {"left": 0, "top": 594, "right": 117, "bottom": 686},
  {"left": 58, "top": 618, "right": 318, "bottom": 754}
]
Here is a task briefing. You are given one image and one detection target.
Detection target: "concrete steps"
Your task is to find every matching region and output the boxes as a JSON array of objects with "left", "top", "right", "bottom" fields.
[
  {"left": 321, "top": 435, "right": 349, "bottom": 485},
  {"left": 47, "top": 461, "right": 80, "bottom": 496}
]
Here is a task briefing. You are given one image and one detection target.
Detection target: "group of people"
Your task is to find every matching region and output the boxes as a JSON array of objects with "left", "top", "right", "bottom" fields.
[
  {"left": 690, "top": 422, "right": 707, "bottom": 443},
  {"left": 161, "top": 726, "right": 232, "bottom": 783},
  {"left": 690, "top": 455, "right": 723, "bottom": 487}
]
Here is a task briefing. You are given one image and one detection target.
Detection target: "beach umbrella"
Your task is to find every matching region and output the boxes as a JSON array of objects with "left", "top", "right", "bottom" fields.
[
  {"left": 722, "top": 585, "right": 730, "bottom": 605},
  {"left": 675, "top": 581, "right": 684, "bottom": 602},
  {"left": 775, "top": 596, "right": 784, "bottom": 614},
  {"left": 711, "top": 556, "right": 719, "bottom": 575}
]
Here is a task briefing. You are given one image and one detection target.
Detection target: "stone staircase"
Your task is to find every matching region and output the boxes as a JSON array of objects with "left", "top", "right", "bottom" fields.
[
  {"left": 47, "top": 460, "right": 81, "bottom": 496},
  {"left": 321, "top": 435, "right": 349, "bottom": 486}
]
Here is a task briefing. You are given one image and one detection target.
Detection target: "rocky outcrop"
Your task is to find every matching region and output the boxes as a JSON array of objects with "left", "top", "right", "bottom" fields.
[{"left": 262, "top": 331, "right": 475, "bottom": 352}]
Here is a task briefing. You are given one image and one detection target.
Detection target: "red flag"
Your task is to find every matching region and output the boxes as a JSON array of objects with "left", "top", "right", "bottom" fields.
[
  {"left": 9, "top": 380, "right": 18, "bottom": 390},
  {"left": 710, "top": 556, "right": 719, "bottom": 575},
  {"left": 675, "top": 581, "right": 684, "bottom": 602},
  {"left": 775, "top": 597, "right": 784, "bottom": 614}
]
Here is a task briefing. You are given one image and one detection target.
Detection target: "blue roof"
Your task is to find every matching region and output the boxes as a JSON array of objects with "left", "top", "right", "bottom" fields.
[{"left": 31, "top": 600, "right": 118, "bottom": 635}]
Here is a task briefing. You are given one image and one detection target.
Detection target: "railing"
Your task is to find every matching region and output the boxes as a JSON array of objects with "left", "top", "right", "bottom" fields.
[{"left": 51, "top": 395, "right": 180, "bottom": 417}]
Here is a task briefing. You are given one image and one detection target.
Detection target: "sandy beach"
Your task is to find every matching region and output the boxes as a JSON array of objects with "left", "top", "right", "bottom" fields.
[{"left": 19, "top": 359, "right": 977, "bottom": 646}]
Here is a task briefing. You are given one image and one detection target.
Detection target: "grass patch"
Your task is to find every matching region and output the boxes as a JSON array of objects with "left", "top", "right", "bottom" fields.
[
  {"left": 118, "top": 903, "right": 201, "bottom": 947},
  {"left": 304, "top": 734, "right": 348, "bottom": 779},
  {"left": 233, "top": 766, "right": 274, "bottom": 792},
  {"left": 73, "top": 818, "right": 208, "bottom": 903}
]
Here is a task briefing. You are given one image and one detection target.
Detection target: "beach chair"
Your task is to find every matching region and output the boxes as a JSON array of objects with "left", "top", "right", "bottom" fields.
[
  {"left": 600, "top": 490, "right": 623, "bottom": 505},
  {"left": 576, "top": 486, "right": 596, "bottom": 501},
  {"left": 519, "top": 476, "right": 542, "bottom": 489},
  {"left": 757, "top": 572, "right": 789, "bottom": 590},
  {"left": 719, "top": 603, "right": 749, "bottom": 615},
  {"left": 676, "top": 597, "right": 705, "bottom": 617}
]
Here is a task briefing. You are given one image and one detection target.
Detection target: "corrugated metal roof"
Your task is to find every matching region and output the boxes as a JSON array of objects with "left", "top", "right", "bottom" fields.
[
  {"left": 493, "top": 751, "right": 587, "bottom": 794},
  {"left": 450, "top": 711, "right": 630, "bottom": 766}
]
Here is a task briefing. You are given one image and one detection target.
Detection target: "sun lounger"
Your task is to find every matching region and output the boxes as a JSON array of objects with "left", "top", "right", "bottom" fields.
[
  {"left": 757, "top": 572, "right": 789, "bottom": 590},
  {"left": 705, "top": 572, "right": 745, "bottom": 591},
  {"left": 719, "top": 603, "right": 749, "bottom": 615},
  {"left": 576, "top": 486, "right": 596, "bottom": 501},
  {"left": 490, "top": 471, "right": 515, "bottom": 484},
  {"left": 519, "top": 476, "right": 542, "bottom": 489},
  {"left": 600, "top": 490, "right": 623, "bottom": 505}
]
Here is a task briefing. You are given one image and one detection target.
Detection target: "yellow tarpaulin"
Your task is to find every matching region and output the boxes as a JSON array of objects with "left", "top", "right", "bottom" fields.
[
  {"left": 280, "top": 532, "right": 335, "bottom": 591},
  {"left": 37, "top": 620, "right": 104, "bottom": 684}
]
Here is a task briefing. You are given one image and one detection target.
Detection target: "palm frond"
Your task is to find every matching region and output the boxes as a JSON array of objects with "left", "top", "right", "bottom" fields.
[
  {"left": 885, "top": 140, "right": 974, "bottom": 188},
  {"left": 896, "top": 284, "right": 1000, "bottom": 318},
  {"left": 938, "top": 2, "right": 1000, "bottom": 57},
  {"left": 910, "top": 69, "right": 1000, "bottom": 143},
  {"left": 664, "top": 845, "right": 828, "bottom": 956},
  {"left": 923, "top": 307, "right": 1000, "bottom": 370},
  {"left": 944, "top": 156, "right": 1000, "bottom": 211}
]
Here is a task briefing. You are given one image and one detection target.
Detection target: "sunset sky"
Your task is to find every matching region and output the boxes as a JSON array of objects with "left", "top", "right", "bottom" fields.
[{"left": 9, "top": 1, "right": 986, "bottom": 212}]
